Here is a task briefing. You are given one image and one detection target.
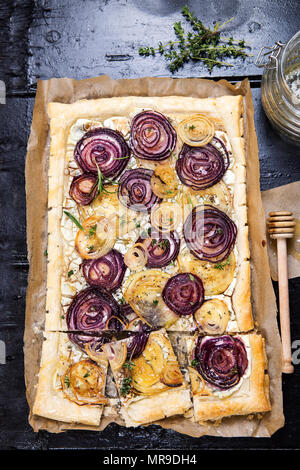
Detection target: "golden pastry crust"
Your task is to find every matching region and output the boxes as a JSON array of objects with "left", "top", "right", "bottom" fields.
[
  {"left": 187, "top": 333, "right": 271, "bottom": 422},
  {"left": 104, "top": 329, "right": 192, "bottom": 427},
  {"left": 48, "top": 95, "right": 243, "bottom": 138},
  {"left": 229, "top": 137, "right": 253, "bottom": 331},
  {"left": 45, "top": 95, "right": 252, "bottom": 334},
  {"left": 233, "top": 260, "right": 253, "bottom": 331},
  {"left": 33, "top": 332, "right": 106, "bottom": 426},
  {"left": 45, "top": 112, "right": 65, "bottom": 331},
  {"left": 121, "top": 388, "right": 192, "bottom": 427}
]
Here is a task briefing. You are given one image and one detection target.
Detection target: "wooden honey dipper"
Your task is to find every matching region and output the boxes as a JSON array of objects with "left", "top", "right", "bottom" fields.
[{"left": 267, "top": 211, "right": 295, "bottom": 374}]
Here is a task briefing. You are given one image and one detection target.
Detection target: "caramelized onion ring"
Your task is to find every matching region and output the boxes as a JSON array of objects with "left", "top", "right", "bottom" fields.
[
  {"left": 151, "top": 202, "right": 182, "bottom": 233},
  {"left": 124, "top": 270, "right": 178, "bottom": 328},
  {"left": 178, "top": 114, "right": 215, "bottom": 147},
  {"left": 194, "top": 299, "right": 230, "bottom": 335},
  {"left": 75, "top": 216, "right": 116, "bottom": 260},
  {"left": 160, "top": 360, "right": 183, "bottom": 387},
  {"left": 130, "top": 355, "right": 164, "bottom": 395},
  {"left": 124, "top": 243, "right": 148, "bottom": 271},
  {"left": 62, "top": 360, "right": 106, "bottom": 405},
  {"left": 84, "top": 343, "right": 107, "bottom": 363},
  {"left": 104, "top": 341, "right": 127, "bottom": 371},
  {"left": 150, "top": 165, "right": 178, "bottom": 198},
  {"left": 178, "top": 248, "right": 236, "bottom": 295}
]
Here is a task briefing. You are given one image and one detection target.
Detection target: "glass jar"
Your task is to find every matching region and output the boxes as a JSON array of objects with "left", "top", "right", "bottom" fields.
[{"left": 256, "top": 31, "right": 300, "bottom": 146}]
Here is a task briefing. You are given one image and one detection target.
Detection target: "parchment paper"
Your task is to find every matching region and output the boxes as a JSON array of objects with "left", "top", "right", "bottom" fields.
[
  {"left": 24, "top": 74, "right": 284, "bottom": 437},
  {"left": 262, "top": 181, "right": 300, "bottom": 281}
]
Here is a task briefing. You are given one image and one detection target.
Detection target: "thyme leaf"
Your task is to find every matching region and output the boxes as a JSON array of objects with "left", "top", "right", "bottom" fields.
[
  {"left": 64, "top": 376, "right": 70, "bottom": 388},
  {"left": 123, "top": 361, "right": 136, "bottom": 371},
  {"left": 191, "top": 359, "right": 199, "bottom": 368},
  {"left": 89, "top": 225, "right": 97, "bottom": 237},
  {"left": 120, "top": 377, "right": 133, "bottom": 396},
  {"left": 214, "top": 256, "right": 231, "bottom": 270}
]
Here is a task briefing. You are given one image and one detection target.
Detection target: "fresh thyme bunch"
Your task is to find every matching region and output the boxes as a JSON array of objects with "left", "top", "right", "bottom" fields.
[{"left": 139, "top": 5, "right": 249, "bottom": 73}]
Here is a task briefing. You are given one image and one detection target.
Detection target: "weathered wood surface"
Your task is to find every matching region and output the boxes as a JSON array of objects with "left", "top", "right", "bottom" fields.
[
  {"left": 0, "top": 0, "right": 299, "bottom": 450},
  {"left": 1, "top": 0, "right": 299, "bottom": 94}
]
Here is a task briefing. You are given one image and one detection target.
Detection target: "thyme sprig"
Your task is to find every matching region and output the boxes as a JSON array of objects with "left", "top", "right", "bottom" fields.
[
  {"left": 120, "top": 376, "right": 133, "bottom": 396},
  {"left": 139, "top": 5, "right": 250, "bottom": 73}
]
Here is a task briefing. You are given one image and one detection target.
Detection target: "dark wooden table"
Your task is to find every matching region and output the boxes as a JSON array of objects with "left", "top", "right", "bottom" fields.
[{"left": 0, "top": 0, "right": 299, "bottom": 451}]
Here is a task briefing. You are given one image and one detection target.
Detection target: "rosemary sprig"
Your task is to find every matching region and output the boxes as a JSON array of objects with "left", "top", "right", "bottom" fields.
[
  {"left": 96, "top": 162, "right": 103, "bottom": 195},
  {"left": 95, "top": 162, "right": 119, "bottom": 196},
  {"left": 139, "top": 5, "right": 250, "bottom": 73},
  {"left": 63, "top": 210, "right": 84, "bottom": 231}
]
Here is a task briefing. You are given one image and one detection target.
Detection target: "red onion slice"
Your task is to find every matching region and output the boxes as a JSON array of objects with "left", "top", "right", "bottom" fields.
[
  {"left": 118, "top": 168, "right": 162, "bottom": 212},
  {"left": 66, "top": 287, "right": 121, "bottom": 351},
  {"left": 162, "top": 273, "right": 204, "bottom": 316},
  {"left": 193, "top": 335, "right": 248, "bottom": 390},
  {"left": 126, "top": 331, "right": 150, "bottom": 359},
  {"left": 82, "top": 249, "right": 126, "bottom": 292},
  {"left": 137, "top": 227, "right": 180, "bottom": 268},
  {"left": 119, "top": 303, "right": 136, "bottom": 323},
  {"left": 74, "top": 127, "right": 130, "bottom": 179},
  {"left": 184, "top": 205, "right": 237, "bottom": 263},
  {"left": 131, "top": 111, "right": 176, "bottom": 161},
  {"left": 176, "top": 137, "right": 230, "bottom": 190},
  {"left": 69, "top": 174, "right": 98, "bottom": 206}
]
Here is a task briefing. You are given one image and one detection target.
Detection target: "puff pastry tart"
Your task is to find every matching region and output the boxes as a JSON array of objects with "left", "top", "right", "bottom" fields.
[
  {"left": 33, "top": 332, "right": 108, "bottom": 426},
  {"left": 103, "top": 329, "right": 192, "bottom": 427},
  {"left": 32, "top": 95, "right": 270, "bottom": 427},
  {"left": 186, "top": 333, "right": 271, "bottom": 422}
]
